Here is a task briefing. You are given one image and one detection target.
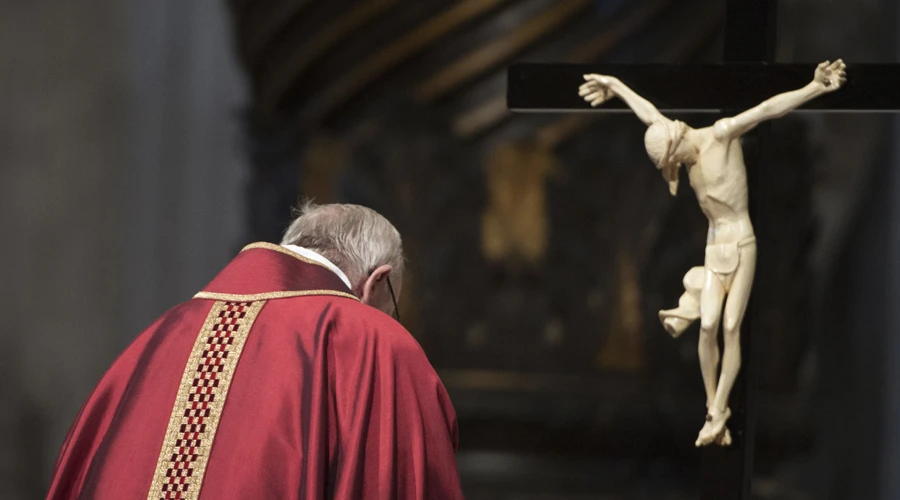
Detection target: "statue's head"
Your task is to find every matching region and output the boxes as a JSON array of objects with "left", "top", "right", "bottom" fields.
[{"left": 644, "top": 119, "right": 689, "bottom": 196}]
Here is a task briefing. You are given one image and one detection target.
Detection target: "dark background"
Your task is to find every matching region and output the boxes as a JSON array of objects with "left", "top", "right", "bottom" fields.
[{"left": 2, "top": 1, "right": 899, "bottom": 499}]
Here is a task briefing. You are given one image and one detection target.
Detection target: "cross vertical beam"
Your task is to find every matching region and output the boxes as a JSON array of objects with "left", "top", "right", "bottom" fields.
[{"left": 700, "top": 1, "right": 776, "bottom": 499}]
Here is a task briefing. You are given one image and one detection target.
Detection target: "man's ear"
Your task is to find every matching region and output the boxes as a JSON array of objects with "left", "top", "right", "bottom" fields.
[{"left": 360, "top": 264, "right": 392, "bottom": 306}]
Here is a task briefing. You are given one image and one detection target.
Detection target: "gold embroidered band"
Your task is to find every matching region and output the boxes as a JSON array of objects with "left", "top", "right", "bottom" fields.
[
  {"left": 193, "top": 290, "right": 359, "bottom": 302},
  {"left": 147, "top": 300, "right": 265, "bottom": 500},
  {"left": 240, "top": 241, "right": 329, "bottom": 270}
]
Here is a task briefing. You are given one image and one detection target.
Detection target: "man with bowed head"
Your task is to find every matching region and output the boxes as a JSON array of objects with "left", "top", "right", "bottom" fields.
[{"left": 46, "top": 202, "right": 465, "bottom": 499}]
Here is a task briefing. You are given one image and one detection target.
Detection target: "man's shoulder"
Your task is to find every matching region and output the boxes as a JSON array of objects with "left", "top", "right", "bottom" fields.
[{"left": 326, "top": 300, "right": 427, "bottom": 356}]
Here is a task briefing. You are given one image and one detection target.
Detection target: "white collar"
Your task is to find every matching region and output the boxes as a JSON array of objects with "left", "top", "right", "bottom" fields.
[{"left": 280, "top": 244, "right": 353, "bottom": 290}]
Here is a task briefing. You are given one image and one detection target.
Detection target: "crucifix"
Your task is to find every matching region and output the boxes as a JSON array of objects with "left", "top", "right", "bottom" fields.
[
  {"left": 578, "top": 56, "right": 846, "bottom": 443},
  {"left": 507, "top": 0, "right": 900, "bottom": 498}
]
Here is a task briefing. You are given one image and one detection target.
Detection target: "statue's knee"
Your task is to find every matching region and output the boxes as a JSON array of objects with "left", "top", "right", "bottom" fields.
[
  {"left": 700, "top": 315, "right": 719, "bottom": 333},
  {"left": 723, "top": 317, "right": 741, "bottom": 336}
]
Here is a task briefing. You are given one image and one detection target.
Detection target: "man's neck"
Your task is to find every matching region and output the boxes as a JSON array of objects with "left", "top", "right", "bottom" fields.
[{"left": 280, "top": 244, "right": 353, "bottom": 290}]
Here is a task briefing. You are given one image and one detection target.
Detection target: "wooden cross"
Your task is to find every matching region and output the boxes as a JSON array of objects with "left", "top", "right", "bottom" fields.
[{"left": 507, "top": 1, "right": 900, "bottom": 498}]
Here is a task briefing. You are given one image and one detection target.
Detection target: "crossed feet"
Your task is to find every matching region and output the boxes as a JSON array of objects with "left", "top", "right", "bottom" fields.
[{"left": 696, "top": 406, "right": 732, "bottom": 447}]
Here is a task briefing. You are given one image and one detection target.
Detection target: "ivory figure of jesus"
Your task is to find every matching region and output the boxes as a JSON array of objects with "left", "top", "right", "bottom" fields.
[{"left": 579, "top": 60, "right": 846, "bottom": 446}]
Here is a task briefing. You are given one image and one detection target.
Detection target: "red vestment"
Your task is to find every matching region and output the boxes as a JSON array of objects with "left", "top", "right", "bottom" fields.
[{"left": 45, "top": 242, "right": 464, "bottom": 500}]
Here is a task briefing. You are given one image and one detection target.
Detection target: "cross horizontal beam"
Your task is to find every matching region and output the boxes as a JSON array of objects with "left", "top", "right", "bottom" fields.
[{"left": 507, "top": 63, "right": 900, "bottom": 113}]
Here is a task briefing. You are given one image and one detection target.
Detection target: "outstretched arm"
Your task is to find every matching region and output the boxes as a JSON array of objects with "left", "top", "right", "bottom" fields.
[
  {"left": 714, "top": 59, "right": 846, "bottom": 141},
  {"left": 579, "top": 74, "right": 665, "bottom": 125}
]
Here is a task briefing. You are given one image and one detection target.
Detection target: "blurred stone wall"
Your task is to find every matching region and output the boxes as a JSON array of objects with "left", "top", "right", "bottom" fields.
[{"left": 0, "top": 1, "right": 248, "bottom": 497}]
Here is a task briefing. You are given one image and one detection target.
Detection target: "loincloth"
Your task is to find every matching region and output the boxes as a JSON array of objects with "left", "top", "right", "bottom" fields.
[{"left": 704, "top": 236, "right": 756, "bottom": 290}]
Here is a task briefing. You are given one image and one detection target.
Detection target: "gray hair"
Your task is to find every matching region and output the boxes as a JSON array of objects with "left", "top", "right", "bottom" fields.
[{"left": 280, "top": 201, "right": 405, "bottom": 286}]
